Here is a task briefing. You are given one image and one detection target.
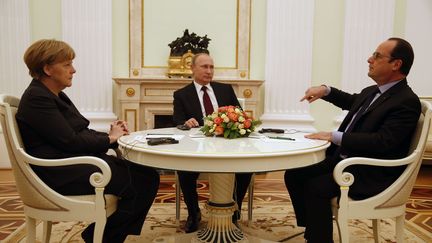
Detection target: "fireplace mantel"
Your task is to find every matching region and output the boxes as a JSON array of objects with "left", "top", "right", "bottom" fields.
[{"left": 114, "top": 77, "right": 263, "bottom": 131}]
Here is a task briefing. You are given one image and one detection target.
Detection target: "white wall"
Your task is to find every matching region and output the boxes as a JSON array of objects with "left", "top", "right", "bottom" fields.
[{"left": 405, "top": 0, "right": 432, "bottom": 97}]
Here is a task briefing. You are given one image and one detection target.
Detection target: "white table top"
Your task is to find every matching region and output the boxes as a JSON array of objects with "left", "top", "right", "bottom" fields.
[{"left": 118, "top": 127, "right": 330, "bottom": 173}]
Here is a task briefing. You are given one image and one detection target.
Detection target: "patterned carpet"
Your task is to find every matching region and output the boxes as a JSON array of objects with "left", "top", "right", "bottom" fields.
[{"left": 1, "top": 178, "right": 431, "bottom": 242}]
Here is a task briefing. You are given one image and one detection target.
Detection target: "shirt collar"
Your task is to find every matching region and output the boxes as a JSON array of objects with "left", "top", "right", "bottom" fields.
[
  {"left": 193, "top": 80, "right": 212, "bottom": 93},
  {"left": 378, "top": 79, "right": 402, "bottom": 94}
]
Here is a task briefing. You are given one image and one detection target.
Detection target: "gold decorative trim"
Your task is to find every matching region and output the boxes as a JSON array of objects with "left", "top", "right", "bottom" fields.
[
  {"left": 126, "top": 87, "right": 136, "bottom": 97},
  {"left": 128, "top": 0, "right": 131, "bottom": 73},
  {"left": 245, "top": 110, "right": 253, "bottom": 118},
  {"left": 235, "top": 0, "right": 239, "bottom": 69},
  {"left": 247, "top": 0, "right": 252, "bottom": 79},
  {"left": 243, "top": 88, "right": 252, "bottom": 98},
  {"left": 132, "top": 69, "right": 139, "bottom": 76},
  {"left": 240, "top": 71, "right": 247, "bottom": 78}
]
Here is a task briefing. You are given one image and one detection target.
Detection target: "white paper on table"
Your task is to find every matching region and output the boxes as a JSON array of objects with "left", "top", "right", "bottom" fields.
[
  {"left": 248, "top": 132, "right": 267, "bottom": 139},
  {"left": 189, "top": 132, "right": 206, "bottom": 138}
]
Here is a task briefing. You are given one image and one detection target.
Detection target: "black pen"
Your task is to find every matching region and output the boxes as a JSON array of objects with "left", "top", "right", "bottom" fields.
[{"left": 268, "top": 136, "right": 295, "bottom": 141}]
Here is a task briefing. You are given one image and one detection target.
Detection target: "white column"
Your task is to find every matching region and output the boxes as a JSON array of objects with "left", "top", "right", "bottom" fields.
[
  {"left": 62, "top": 0, "right": 116, "bottom": 132},
  {"left": 0, "top": 0, "right": 30, "bottom": 97},
  {"left": 260, "top": 0, "right": 315, "bottom": 131},
  {"left": 335, "top": 0, "right": 395, "bottom": 127},
  {"left": 0, "top": 0, "right": 30, "bottom": 168}
]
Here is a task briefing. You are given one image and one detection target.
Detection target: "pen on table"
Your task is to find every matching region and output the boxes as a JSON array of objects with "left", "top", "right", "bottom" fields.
[{"left": 268, "top": 136, "right": 295, "bottom": 141}]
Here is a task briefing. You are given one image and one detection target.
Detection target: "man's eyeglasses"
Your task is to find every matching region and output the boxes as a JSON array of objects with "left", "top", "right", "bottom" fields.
[{"left": 371, "top": 52, "right": 394, "bottom": 60}]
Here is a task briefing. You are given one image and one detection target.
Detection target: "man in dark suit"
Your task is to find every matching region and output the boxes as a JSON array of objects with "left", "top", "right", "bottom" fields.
[
  {"left": 284, "top": 37, "right": 421, "bottom": 243},
  {"left": 173, "top": 53, "right": 252, "bottom": 232},
  {"left": 16, "top": 39, "right": 160, "bottom": 243}
]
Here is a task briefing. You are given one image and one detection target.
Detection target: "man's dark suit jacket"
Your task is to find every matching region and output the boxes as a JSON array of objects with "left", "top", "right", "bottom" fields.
[
  {"left": 173, "top": 81, "right": 251, "bottom": 217},
  {"left": 16, "top": 79, "right": 115, "bottom": 189},
  {"left": 173, "top": 81, "right": 240, "bottom": 126},
  {"left": 323, "top": 79, "right": 421, "bottom": 198}
]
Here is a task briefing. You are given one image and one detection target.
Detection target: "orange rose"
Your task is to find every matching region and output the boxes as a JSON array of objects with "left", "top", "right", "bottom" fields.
[
  {"left": 213, "top": 116, "right": 223, "bottom": 125},
  {"left": 243, "top": 119, "right": 252, "bottom": 129},
  {"left": 227, "top": 112, "right": 238, "bottom": 122},
  {"left": 214, "top": 125, "right": 224, "bottom": 135},
  {"left": 218, "top": 106, "right": 228, "bottom": 112},
  {"left": 227, "top": 106, "right": 235, "bottom": 113},
  {"left": 242, "top": 111, "right": 249, "bottom": 119}
]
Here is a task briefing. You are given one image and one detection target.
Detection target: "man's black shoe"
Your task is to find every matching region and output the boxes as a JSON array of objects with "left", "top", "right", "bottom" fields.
[{"left": 184, "top": 212, "right": 201, "bottom": 233}]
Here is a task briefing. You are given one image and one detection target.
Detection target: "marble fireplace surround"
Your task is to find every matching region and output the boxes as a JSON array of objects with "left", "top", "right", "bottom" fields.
[{"left": 114, "top": 78, "right": 263, "bottom": 132}]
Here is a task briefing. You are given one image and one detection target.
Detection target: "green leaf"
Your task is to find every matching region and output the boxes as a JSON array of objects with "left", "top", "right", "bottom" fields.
[{"left": 224, "top": 129, "right": 230, "bottom": 138}]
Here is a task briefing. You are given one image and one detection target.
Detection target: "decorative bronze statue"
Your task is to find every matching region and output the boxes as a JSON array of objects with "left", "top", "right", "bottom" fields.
[{"left": 167, "top": 29, "right": 211, "bottom": 78}]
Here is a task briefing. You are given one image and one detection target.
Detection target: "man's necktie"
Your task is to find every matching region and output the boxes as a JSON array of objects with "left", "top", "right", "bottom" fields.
[
  {"left": 201, "top": 86, "right": 214, "bottom": 116},
  {"left": 344, "top": 87, "right": 380, "bottom": 133},
  {"left": 335, "top": 86, "right": 380, "bottom": 160}
]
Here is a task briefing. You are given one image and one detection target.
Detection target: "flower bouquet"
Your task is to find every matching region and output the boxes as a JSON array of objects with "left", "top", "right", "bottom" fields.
[{"left": 200, "top": 105, "right": 261, "bottom": 139}]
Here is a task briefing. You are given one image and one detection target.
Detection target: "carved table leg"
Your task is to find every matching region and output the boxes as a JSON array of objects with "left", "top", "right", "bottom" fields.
[{"left": 194, "top": 173, "right": 247, "bottom": 243}]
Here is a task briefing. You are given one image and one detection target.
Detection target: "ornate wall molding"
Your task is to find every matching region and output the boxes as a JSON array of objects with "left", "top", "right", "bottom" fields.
[
  {"left": 0, "top": 0, "right": 30, "bottom": 168},
  {"left": 334, "top": 0, "right": 395, "bottom": 128},
  {"left": 129, "top": 0, "right": 251, "bottom": 79},
  {"left": 260, "top": 0, "right": 315, "bottom": 131},
  {"left": 62, "top": 0, "right": 116, "bottom": 131},
  {"left": 0, "top": 0, "right": 30, "bottom": 98}
]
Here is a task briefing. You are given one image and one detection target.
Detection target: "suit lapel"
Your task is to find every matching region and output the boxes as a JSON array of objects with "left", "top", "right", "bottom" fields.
[
  {"left": 186, "top": 83, "right": 205, "bottom": 118},
  {"left": 339, "top": 89, "right": 375, "bottom": 131},
  {"left": 364, "top": 79, "right": 407, "bottom": 114},
  {"left": 339, "top": 79, "right": 408, "bottom": 131},
  {"left": 210, "top": 82, "right": 223, "bottom": 106}
]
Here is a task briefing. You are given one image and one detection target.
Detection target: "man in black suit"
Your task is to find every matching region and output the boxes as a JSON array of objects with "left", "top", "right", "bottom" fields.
[
  {"left": 284, "top": 37, "right": 421, "bottom": 243},
  {"left": 16, "top": 39, "right": 160, "bottom": 243},
  {"left": 173, "top": 53, "right": 252, "bottom": 232}
]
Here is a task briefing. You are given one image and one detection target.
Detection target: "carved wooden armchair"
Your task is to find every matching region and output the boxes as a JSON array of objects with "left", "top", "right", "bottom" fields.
[
  {"left": 0, "top": 94, "right": 118, "bottom": 243},
  {"left": 332, "top": 100, "right": 432, "bottom": 242}
]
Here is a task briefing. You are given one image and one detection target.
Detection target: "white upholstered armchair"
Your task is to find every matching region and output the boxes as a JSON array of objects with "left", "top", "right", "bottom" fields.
[
  {"left": 0, "top": 94, "right": 118, "bottom": 243},
  {"left": 332, "top": 100, "right": 432, "bottom": 243}
]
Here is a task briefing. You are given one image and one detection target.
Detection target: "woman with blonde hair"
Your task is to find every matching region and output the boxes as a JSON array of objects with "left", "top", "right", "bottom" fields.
[{"left": 16, "top": 39, "right": 160, "bottom": 243}]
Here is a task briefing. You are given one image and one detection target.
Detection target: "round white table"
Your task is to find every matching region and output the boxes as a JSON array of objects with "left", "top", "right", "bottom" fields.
[{"left": 118, "top": 127, "right": 330, "bottom": 243}]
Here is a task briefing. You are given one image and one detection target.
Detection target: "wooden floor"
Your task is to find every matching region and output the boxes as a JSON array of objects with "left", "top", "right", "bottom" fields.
[{"left": 1, "top": 164, "right": 431, "bottom": 184}]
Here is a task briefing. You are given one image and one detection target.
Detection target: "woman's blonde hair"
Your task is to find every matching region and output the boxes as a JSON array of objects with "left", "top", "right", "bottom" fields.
[{"left": 23, "top": 39, "right": 75, "bottom": 79}]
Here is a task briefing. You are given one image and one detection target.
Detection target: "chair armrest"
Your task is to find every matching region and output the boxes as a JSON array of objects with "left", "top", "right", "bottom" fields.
[
  {"left": 333, "top": 151, "right": 417, "bottom": 187},
  {"left": 17, "top": 148, "right": 112, "bottom": 188}
]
